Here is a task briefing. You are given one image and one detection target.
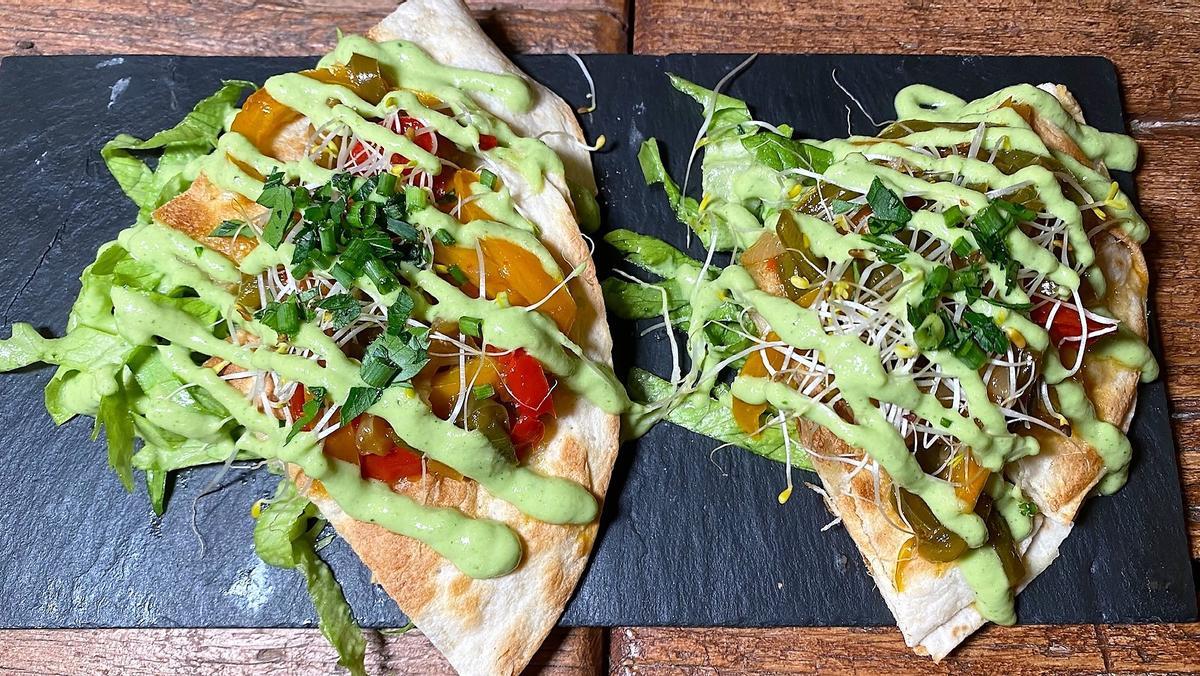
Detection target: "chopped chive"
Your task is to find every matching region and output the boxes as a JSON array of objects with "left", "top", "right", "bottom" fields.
[
  {"left": 447, "top": 264, "right": 468, "bottom": 286},
  {"left": 459, "top": 315, "right": 483, "bottom": 337},
  {"left": 434, "top": 228, "right": 456, "bottom": 246},
  {"left": 479, "top": 169, "right": 497, "bottom": 190},
  {"left": 953, "top": 338, "right": 988, "bottom": 370},
  {"left": 472, "top": 383, "right": 495, "bottom": 400}
]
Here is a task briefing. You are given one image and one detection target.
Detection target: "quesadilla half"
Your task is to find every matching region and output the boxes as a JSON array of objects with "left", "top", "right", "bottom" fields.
[
  {"left": 610, "top": 70, "right": 1156, "bottom": 659},
  {"left": 0, "top": 1, "right": 622, "bottom": 673}
]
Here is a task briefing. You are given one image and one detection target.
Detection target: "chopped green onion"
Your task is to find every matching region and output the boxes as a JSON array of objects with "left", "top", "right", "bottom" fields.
[
  {"left": 318, "top": 222, "right": 337, "bottom": 253},
  {"left": 360, "top": 359, "right": 398, "bottom": 388},
  {"left": 479, "top": 169, "right": 497, "bottom": 190},
  {"left": 375, "top": 172, "right": 397, "bottom": 197},
  {"left": 405, "top": 185, "right": 427, "bottom": 212},
  {"left": 447, "top": 264, "right": 468, "bottom": 286},
  {"left": 459, "top": 315, "right": 483, "bottom": 337},
  {"left": 472, "top": 384, "right": 495, "bottom": 400},
  {"left": 329, "top": 263, "right": 357, "bottom": 289},
  {"left": 434, "top": 229, "right": 456, "bottom": 246},
  {"left": 362, "top": 257, "right": 399, "bottom": 294},
  {"left": 943, "top": 205, "right": 964, "bottom": 228},
  {"left": 954, "top": 338, "right": 988, "bottom": 370},
  {"left": 951, "top": 236, "right": 974, "bottom": 257}
]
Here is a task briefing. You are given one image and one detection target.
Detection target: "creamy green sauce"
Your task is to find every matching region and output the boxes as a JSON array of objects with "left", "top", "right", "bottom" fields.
[
  {"left": 9, "top": 35, "right": 618, "bottom": 579},
  {"left": 687, "top": 84, "right": 1156, "bottom": 624}
]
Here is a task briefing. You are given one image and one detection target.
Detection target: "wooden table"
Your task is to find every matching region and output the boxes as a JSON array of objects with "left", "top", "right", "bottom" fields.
[{"left": 1, "top": 0, "right": 1196, "bottom": 673}]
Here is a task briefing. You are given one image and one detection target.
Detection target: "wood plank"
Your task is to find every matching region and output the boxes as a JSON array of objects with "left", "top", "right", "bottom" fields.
[
  {"left": 1132, "top": 130, "right": 1200, "bottom": 556},
  {"left": 610, "top": 624, "right": 1200, "bottom": 674},
  {"left": 0, "top": 0, "right": 629, "bottom": 57},
  {"left": 633, "top": 0, "right": 1200, "bottom": 122},
  {"left": 0, "top": 627, "right": 604, "bottom": 675}
]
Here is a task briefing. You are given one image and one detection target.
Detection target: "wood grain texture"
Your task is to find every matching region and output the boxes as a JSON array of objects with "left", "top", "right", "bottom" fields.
[
  {"left": 0, "top": 627, "right": 604, "bottom": 675},
  {"left": 633, "top": 0, "right": 1200, "bottom": 122},
  {"left": 610, "top": 624, "right": 1200, "bottom": 674},
  {"left": 0, "top": 0, "right": 630, "bottom": 56}
]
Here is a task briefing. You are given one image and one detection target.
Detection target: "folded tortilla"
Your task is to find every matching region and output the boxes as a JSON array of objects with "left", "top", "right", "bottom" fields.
[
  {"left": 803, "top": 84, "right": 1149, "bottom": 660},
  {"left": 155, "top": 1, "right": 618, "bottom": 672}
]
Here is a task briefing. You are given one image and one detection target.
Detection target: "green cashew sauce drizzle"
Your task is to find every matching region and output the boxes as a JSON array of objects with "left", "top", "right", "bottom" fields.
[
  {"left": 2, "top": 35, "right": 625, "bottom": 580},
  {"left": 660, "top": 82, "right": 1157, "bottom": 625}
]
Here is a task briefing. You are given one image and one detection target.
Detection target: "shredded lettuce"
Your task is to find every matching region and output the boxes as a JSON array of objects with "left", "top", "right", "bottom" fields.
[
  {"left": 255, "top": 481, "right": 367, "bottom": 676},
  {"left": 629, "top": 368, "right": 811, "bottom": 471},
  {"left": 604, "top": 228, "right": 702, "bottom": 279},
  {"left": 101, "top": 80, "right": 254, "bottom": 216},
  {"left": 602, "top": 230, "right": 747, "bottom": 353}
]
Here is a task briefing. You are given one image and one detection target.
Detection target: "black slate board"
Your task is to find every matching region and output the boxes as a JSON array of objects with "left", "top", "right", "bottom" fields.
[{"left": 0, "top": 53, "right": 1193, "bottom": 631}]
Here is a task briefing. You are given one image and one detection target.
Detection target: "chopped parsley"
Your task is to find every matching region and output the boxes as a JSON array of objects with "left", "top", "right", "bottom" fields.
[
  {"left": 315, "top": 294, "right": 361, "bottom": 330},
  {"left": 340, "top": 386, "right": 382, "bottom": 424},
  {"left": 209, "top": 219, "right": 247, "bottom": 237},
  {"left": 861, "top": 233, "right": 909, "bottom": 264},
  {"left": 865, "top": 177, "right": 912, "bottom": 236},
  {"left": 286, "top": 386, "right": 327, "bottom": 443}
]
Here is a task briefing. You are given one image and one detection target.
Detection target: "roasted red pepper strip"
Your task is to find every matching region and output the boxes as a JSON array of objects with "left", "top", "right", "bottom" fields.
[
  {"left": 498, "top": 348, "right": 555, "bottom": 418},
  {"left": 360, "top": 446, "right": 424, "bottom": 484},
  {"left": 1029, "top": 301, "right": 1112, "bottom": 349}
]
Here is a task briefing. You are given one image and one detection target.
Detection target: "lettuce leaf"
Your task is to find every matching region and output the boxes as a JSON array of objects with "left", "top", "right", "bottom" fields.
[
  {"left": 629, "top": 368, "right": 811, "bottom": 470},
  {"left": 96, "top": 380, "right": 137, "bottom": 491},
  {"left": 102, "top": 80, "right": 254, "bottom": 216},
  {"left": 255, "top": 480, "right": 367, "bottom": 676},
  {"left": 667, "top": 73, "right": 752, "bottom": 135},
  {"left": 604, "top": 228, "right": 703, "bottom": 279}
]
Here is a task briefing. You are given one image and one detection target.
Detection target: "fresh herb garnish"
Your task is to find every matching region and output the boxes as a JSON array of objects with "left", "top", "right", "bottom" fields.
[
  {"left": 479, "top": 169, "right": 497, "bottom": 190},
  {"left": 255, "top": 295, "right": 306, "bottom": 336},
  {"left": 961, "top": 309, "right": 1010, "bottom": 355},
  {"left": 741, "top": 131, "right": 833, "bottom": 175},
  {"left": 830, "top": 199, "right": 858, "bottom": 215},
  {"left": 951, "top": 236, "right": 974, "bottom": 257},
  {"left": 315, "top": 294, "right": 361, "bottom": 330},
  {"left": 447, "top": 264, "right": 469, "bottom": 286},
  {"left": 286, "top": 386, "right": 327, "bottom": 443},
  {"left": 257, "top": 171, "right": 297, "bottom": 248},
  {"left": 861, "top": 233, "right": 909, "bottom": 264},
  {"left": 865, "top": 177, "right": 912, "bottom": 235},
  {"left": 209, "top": 219, "right": 246, "bottom": 237},
  {"left": 472, "top": 384, "right": 495, "bottom": 400},
  {"left": 459, "top": 316, "right": 483, "bottom": 338},
  {"left": 966, "top": 197, "right": 1034, "bottom": 274},
  {"left": 1019, "top": 501, "right": 1040, "bottom": 517},
  {"left": 942, "top": 205, "right": 964, "bottom": 228},
  {"left": 340, "top": 386, "right": 382, "bottom": 424}
]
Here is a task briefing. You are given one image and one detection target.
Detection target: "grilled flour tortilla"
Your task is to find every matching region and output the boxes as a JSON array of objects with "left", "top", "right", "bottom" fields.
[
  {"left": 617, "top": 72, "right": 1156, "bottom": 662},
  {"left": 797, "top": 85, "right": 1152, "bottom": 659},
  {"left": 118, "top": 0, "right": 619, "bottom": 672}
]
